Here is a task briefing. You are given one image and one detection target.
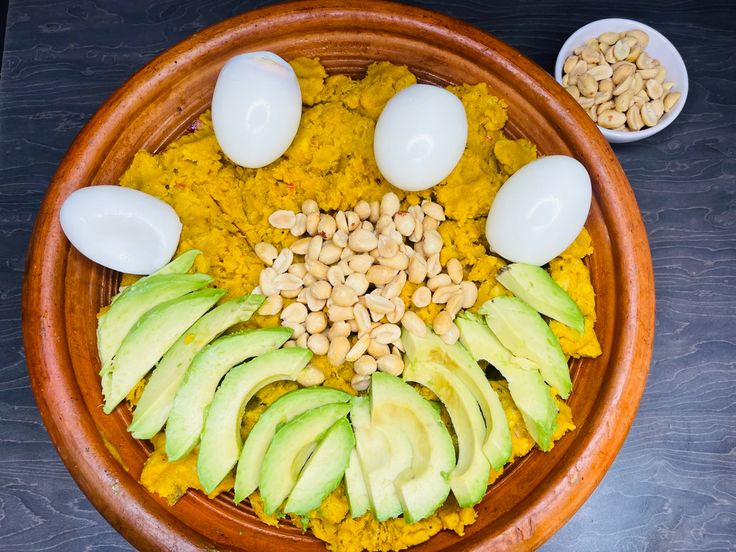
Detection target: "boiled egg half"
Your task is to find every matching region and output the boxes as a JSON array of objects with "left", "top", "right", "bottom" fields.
[
  {"left": 211, "top": 51, "right": 302, "bottom": 168},
  {"left": 374, "top": 84, "right": 467, "bottom": 191},
  {"left": 486, "top": 156, "right": 592, "bottom": 266},
  {"left": 60, "top": 185, "right": 182, "bottom": 275}
]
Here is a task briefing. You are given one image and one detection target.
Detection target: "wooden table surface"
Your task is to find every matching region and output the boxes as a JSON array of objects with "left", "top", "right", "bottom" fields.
[{"left": 1, "top": 1, "right": 734, "bottom": 550}]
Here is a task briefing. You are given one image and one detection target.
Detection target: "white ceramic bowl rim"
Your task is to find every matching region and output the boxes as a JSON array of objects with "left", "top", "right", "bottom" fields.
[{"left": 555, "top": 18, "right": 688, "bottom": 143}]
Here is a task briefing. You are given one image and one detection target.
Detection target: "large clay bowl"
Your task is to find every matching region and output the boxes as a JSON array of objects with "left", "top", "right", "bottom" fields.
[{"left": 22, "top": 1, "right": 655, "bottom": 550}]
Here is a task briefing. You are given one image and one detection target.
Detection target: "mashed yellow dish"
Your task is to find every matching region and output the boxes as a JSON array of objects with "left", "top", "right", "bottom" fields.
[{"left": 119, "top": 58, "right": 601, "bottom": 551}]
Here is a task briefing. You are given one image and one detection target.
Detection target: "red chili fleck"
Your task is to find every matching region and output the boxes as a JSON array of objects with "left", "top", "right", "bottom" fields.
[{"left": 184, "top": 120, "right": 201, "bottom": 134}]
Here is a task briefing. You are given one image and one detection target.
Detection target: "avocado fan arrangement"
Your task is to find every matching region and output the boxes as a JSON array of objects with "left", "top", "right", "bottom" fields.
[{"left": 98, "top": 249, "right": 585, "bottom": 523}]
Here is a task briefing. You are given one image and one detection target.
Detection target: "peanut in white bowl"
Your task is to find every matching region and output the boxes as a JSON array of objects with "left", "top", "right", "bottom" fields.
[{"left": 555, "top": 18, "right": 688, "bottom": 144}]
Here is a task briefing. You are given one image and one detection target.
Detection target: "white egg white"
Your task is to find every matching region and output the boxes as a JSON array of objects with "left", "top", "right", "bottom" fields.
[
  {"left": 485, "top": 155, "right": 592, "bottom": 266},
  {"left": 60, "top": 185, "right": 182, "bottom": 275},
  {"left": 211, "top": 51, "right": 302, "bottom": 169},
  {"left": 373, "top": 84, "right": 467, "bottom": 192}
]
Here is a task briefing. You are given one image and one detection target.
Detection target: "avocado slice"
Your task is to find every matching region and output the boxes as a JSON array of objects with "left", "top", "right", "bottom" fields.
[
  {"left": 151, "top": 249, "right": 201, "bottom": 276},
  {"left": 101, "top": 288, "right": 224, "bottom": 413},
  {"left": 234, "top": 386, "right": 352, "bottom": 503},
  {"left": 197, "top": 347, "right": 312, "bottom": 494},
  {"left": 100, "top": 249, "right": 203, "bottom": 370},
  {"left": 97, "top": 273, "right": 212, "bottom": 370},
  {"left": 496, "top": 263, "right": 584, "bottom": 333},
  {"left": 403, "top": 360, "right": 491, "bottom": 507},
  {"left": 128, "top": 294, "right": 266, "bottom": 439},
  {"left": 480, "top": 296, "right": 572, "bottom": 399},
  {"left": 283, "top": 417, "right": 355, "bottom": 516},
  {"left": 370, "top": 372, "right": 455, "bottom": 523},
  {"left": 344, "top": 449, "right": 370, "bottom": 518},
  {"left": 165, "top": 327, "right": 293, "bottom": 462},
  {"left": 401, "top": 327, "right": 511, "bottom": 471},
  {"left": 107, "top": 249, "right": 202, "bottom": 306},
  {"left": 258, "top": 402, "right": 352, "bottom": 515},
  {"left": 456, "top": 313, "right": 558, "bottom": 451},
  {"left": 350, "top": 396, "right": 411, "bottom": 521}
]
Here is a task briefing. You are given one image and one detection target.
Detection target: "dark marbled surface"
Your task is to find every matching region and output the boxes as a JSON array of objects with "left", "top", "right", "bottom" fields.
[{"left": 1, "top": 1, "right": 734, "bottom": 550}]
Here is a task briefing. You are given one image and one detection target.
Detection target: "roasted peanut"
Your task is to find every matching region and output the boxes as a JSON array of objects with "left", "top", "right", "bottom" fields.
[
  {"left": 577, "top": 73, "right": 598, "bottom": 98},
  {"left": 297, "top": 364, "right": 325, "bottom": 387},
  {"left": 663, "top": 92, "right": 681, "bottom": 113},
  {"left": 646, "top": 78, "right": 663, "bottom": 100},
  {"left": 613, "top": 40, "right": 630, "bottom": 61},
  {"left": 626, "top": 105, "right": 644, "bottom": 131},
  {"left": 563, "top": 54, "right": 579, "bottom": 74},
  {"left": 587, "top": 63, "right": 613, "bottom": 81},
  {"left": 626, "top": 29, "right": 649, "bottom": 49},
  {"left": 599, "top": 78, "right": 613, "bottom": 93},
  {"left": 598, "top": 31, "right": 620, "bottom": 45},
  {"left": 612, "top": 63, "right": 635, "bottom": 85},
  {"left": 640, "top": 102, "right": 660, "bottom": 127},
  {"left": 598, "top": 110, "right": 627, "bottom": 129},
  {"left": 268, "top": 209, "right": 296, "bottom": 229}
]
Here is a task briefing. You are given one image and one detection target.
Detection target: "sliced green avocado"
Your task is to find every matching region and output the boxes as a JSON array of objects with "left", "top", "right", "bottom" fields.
[
  {"left": 480, "top": 296, "right": 572, "bottom": 399},
  {"left": 283, "top": 417, "right": 355, "bottom": 516},
  {"left": 197, "top": 347, "right": 312, "bottom": 494},
  {"left": 496, "top": 263, "right": 584, "bottom": 333},
  {"left": 233, "top": 386, "right": 352, "bottom": 503},
  {"left": 101, "top": 249, "right": 203, "bottom": 369},
  {"left": 456, "top": 313, "right": 558, "bottom": 451},
  {"left": 128, "top": 294, "right": 266, "bottom": 439},
  {"left": 401, "top": 327, "right": 511, "bottom": 471},
  {"left": 350, "top": 396, "right": 411, "bottom": 521},
  {"left": 151, "top": 249, "right": 202, "bottom": 275},
  {"left": 259, "top": 402, "right": 352, "bottom": 515},
  {"left": 97, "top": 273, "right": 212, "bottom": 371},
  {"left": 165, "top": 327, "right": 293, "bottom": 462},
  {"left": 108, "top": 249, "right": 202, "bottom": 306},
  {"left": 371, "top": 372, "right": 455, "bottom": 523},
  {"left": 344, "top": 449, "right": 370, "bottom": 518},
  {"left": 402, "top": 361, "right": 491, "bottom": 508},
  {"left": 101, "top": 288, "right": 224, "bottom": 413}
]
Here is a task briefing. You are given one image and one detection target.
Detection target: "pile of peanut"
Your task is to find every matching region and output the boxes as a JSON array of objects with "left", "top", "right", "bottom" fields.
[
  {"left": 561, "top": 29, "right": 681, "bottom": 131},
  {"left": 253, "top": 193, "right": 478, "bottom": 391}
]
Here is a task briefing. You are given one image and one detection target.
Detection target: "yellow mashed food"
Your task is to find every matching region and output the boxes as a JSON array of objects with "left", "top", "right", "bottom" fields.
[{"left": 119, "top": 58, "right": 601, "bottom": 551}]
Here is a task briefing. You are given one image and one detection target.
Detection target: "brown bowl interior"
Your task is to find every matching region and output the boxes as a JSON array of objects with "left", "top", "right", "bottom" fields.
[{"left": 22, "top": 2, "right": 655, "bottom": 551}]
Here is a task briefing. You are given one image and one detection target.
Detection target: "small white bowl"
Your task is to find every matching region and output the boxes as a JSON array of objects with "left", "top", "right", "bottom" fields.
[{"left": 555, "top": 18, "right": 688, "bottom": 144}]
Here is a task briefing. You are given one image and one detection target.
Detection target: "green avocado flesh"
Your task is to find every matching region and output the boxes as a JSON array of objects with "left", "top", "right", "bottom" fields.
[
  {"left": 350, "top": 396, "right": 410, "bottom": 521},
  {"left": 164, "top": 327, "right": 293, "bottom": 463},
  {"left": 456, "top": 313, "right": 558, "bottom": 451},
  {"left": 344, "top": 449, "right": 370, "bottom": 518},
  {"left": 97, "top": 273, "right": 212, "bottom": 371},
  {"left": 283, "top": 417, "right": 355, "bottom": 516},
  {"left": 401, "top": 328, "right": 511, "bottom": 471},
  {"left": 107, "top": 249, "right": 202, "bottom": 306},
  {"left": 152, "top": 249, "right": 202, "bottom": 275},
  {"left": 258, "top": 402, "right": 352, "bottom": 515},
  {"left": 370, "top": 372, "right": 455, "bottom": 523},
  {"left": 480, "top": 296, "right": 572, "bottom": 399},
  {"left": 101, "top": 288, "right": 224, "bottom": 413},
  {"left": 496, "top": 263, "right": 584, "bottom": 333},
  {"left": 196, "top": 347, "right": 312, "bottom": 494},
  {"left": 100, "top": 250, "right": 203, "bottom": 363},
  {"left": 402, "top": 361, "right": 491, "bottom": 507},
  {"left": 233, "top": 386, "right": 352, "bottom": 503},
  {"left": 128, "top": 294, "right": 266, "bottom": 439}
]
